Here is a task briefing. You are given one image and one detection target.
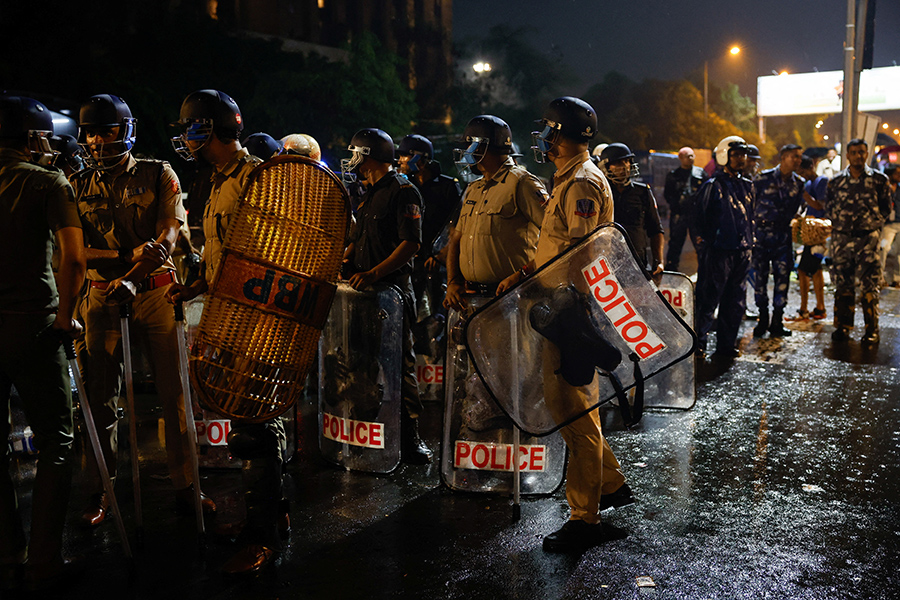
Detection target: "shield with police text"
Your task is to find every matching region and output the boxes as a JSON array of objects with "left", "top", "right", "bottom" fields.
[
  {"left": 641, "top": 272, "right": 696, "bottom": 409},
  {"left": 441, "top": 296, "right": 565, "bottom": 494},
  {"left": 190, "top": 155, "right": 349, "bottom": 423},
  {"left": 465, "top": 223, "right": 697, "bottom": 436},
  {"left": 318, "top": 283, "right": 403, "bottom": 474}
]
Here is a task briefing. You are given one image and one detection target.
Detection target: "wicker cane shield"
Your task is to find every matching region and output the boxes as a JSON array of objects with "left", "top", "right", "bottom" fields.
[{"left": 190, "top": 155, "right": 350, "bottom": 422}]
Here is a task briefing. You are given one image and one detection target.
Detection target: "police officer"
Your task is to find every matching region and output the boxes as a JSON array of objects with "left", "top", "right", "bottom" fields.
[
  {"left": 444, "top": 116, "right": 547, "bottom": 310},
  {"left": 663, "top": 146, "right": 707, "bottom": 272},
  {"left": 693, "top": 136, "right": 754, "bottom": 358},
  {"left": 826, "top": 139, "right": 893, "bottom": 344},
  {"left": 744, "top": 144, "right": 763, "bottom": 180},
  {"left": 500, "top": 97, "right": 631, "bottom": 553},
  {"left": 243, "top": 132, "right": 283, "bottom": 160},
  {"left": 0, "top": 96, "right": 86, "bottom": 591},
  {"left": 396, "top": 134, "right": 462, "bottom": 318},
  {"left": 341, "top": 128, "right": 432, "bottom": 464},
  {"left": 751, "top": 144, "right": 805, "bottom": 338},
  {"left": 281, "top": 133, "right": 321, "bottom": 161},
  {"left": 70, "top": 94, "right": 215, "bottom": 526},
  {"left": 166, "top": 89, "right": 287, "bottom": 574},
  {"left": 598, "top": 142, "right": 665, "bottom": 281}
]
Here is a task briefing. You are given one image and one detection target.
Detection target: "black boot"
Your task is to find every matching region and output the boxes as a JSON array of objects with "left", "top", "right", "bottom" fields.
[
  {"left": 861, "top": 293, "right": 879, "bottom": 345},
  {"left": 401, "top": 413, "right": 433, "bottom": 465},
  {"left": 768, "top": 308, "right": 792, "bottom": 337},
  {"left": 753, "top": 310, "right": 769, "bottom": 337}
]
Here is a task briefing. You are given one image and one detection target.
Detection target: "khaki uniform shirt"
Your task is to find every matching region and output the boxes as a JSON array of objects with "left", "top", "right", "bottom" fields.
[
  {"left": 0, "top": 149, "right": 81, "bottom": 312},
  {"left": 455, "top": 159, "right": 548, "bottom": 283},
  {"left": 71, "top": 154, "right": 185, "bottom": 282},
  {"left": 202, "top": 148, "right": 262, "bottom": 284},
  {"left": 534, "top": 153, "right": 613, "bottom": 268}
]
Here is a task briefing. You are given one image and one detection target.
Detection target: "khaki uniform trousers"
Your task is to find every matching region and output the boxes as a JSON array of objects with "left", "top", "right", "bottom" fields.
[
  {"left": 543, "top": 344, "right": 625, "bottom": 525},
  {"left": 80, "top": 283, "right": 192, "bottom": 491}
]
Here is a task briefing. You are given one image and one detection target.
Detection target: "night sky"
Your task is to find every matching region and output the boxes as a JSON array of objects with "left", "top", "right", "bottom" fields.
[{"left": 453, "top": 0, "right": 900, "bottom": 102}]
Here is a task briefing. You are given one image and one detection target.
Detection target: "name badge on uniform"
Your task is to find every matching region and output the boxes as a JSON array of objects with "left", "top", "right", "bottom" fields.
[{"left": 125, "top": 187, "right": 148, "bottom": 198}]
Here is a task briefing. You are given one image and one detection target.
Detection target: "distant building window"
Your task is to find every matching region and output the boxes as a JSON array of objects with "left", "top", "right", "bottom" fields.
[
  {"left": 207, "top": 0, "right": 218, "bottom": 20},
  {"left": 318, "top": 0, "right": 325, "bottom": 8}
]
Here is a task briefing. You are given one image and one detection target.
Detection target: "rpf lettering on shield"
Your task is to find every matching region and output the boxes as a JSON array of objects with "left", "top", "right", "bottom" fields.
[{"left": 582, "top": 256, "right": 665, "bottom": 360}]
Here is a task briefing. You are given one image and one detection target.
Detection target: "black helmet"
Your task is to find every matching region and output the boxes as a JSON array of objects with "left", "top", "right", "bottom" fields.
[
  {"left": 51, "top": 134, "right": 85, "bottom": 173},
  {"left": 171, "top": 89, "right": 243, "bottom": 161},
  {"left": 340, "top": 128, "right": 395, "bottom": 183},
  {"left": 532, "top": 96, "right": 597, "bottom": 163},
  {"left": 398, "top": 134, "right": 433, "bottom": 159},
  {"left": 0, "top": 95, "right": 56, "bottom": 165},
  {"left": 746, "top": 144, "right": 761, "bottom": 159},
  {"left": 397, "top": 134, "right": 433, "bottom": 174},
  {"left": 599, "top": 142, "right": 639, "bottom": 185},
  {"left": 78, "top": 94, "right": 136, "bottom": 169},
  {"left": 454, "top": 115, "right": 515, "bottom": 181},
  {"left": 243, "top": 132, "right": 282, "bottom": 159}
]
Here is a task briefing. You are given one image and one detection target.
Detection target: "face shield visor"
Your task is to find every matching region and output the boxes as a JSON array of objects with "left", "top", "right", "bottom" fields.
[
  {"left": 340, "top": 144, "right": 370, "bottom": 184},
  {"left": 27, "top": 130, "right": 57, "bottom": 167},
  {"left": 170, "top": 119, "right": 213, "bottom": 162},
  {"left": 399, "top": 151, "right": 426, "bottom": 175},
  {"left": 531, "top": 121, "right": 561, "bottom": 164},
  {"left": 453, "top": 137, "right": 489, "bottom": 183},
  {"left": 603, "top": 158, "right": 640, "bottom": 186},
  {"left": 79, "top": 117, "right": 137, "bottom": 170}
]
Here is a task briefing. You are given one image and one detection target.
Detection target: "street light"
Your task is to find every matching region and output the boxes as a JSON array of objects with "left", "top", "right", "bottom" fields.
[
  {"left": 705, "top": 45, "right": 742, "bottom": 146},
  {"left": 473, "top": 62, "right": 491, "bottom": 74}
]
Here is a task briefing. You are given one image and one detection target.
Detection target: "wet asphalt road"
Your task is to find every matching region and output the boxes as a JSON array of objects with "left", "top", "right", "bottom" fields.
[{"left": 6, "top": 282, "right": 900, "bottom": 600}]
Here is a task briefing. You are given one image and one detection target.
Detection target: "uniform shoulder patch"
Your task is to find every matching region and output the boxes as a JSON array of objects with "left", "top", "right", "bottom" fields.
[
  {"left": 574, "top": 198, "right": 597, "bottom": 218},
  {"left": 404, "top": 203, "right": 421, "bottom": 219}
]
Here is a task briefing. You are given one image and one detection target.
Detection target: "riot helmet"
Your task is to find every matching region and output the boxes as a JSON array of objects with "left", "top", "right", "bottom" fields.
[
  {"left": 243, "top": 132, "right": 282, "bottom": 159},
  {"left": 714, "top": 135, "right": 748, "bottom": 167},
  {"left": 341, "top": 128, "right": 395, "bottom": 184},
  {"left": 282, "top": 133, "right": 321, "bottom": 161},
  {"left": 599, "top": 142, "right": 639, "bottom": 185},
  {"left": 171, "top": 89, "right": 243, "bottom": 161},
  {"left": 77, "top": 94, "right": 136, "bottom": 170},
  {"left": 51, "top": 134, "right": 85, "bottom": 173},
  {"left": 0, "top": 95, "right": 56, "bottom": 166},
  {"left": 397, "top": 134, "right": 433, "bottom": 175},
  {"left": 454, "top": 115, "right": 514, "bottom": 181},
  {"left": 532, "top": 96, "right": 597, "bottom": 163}
]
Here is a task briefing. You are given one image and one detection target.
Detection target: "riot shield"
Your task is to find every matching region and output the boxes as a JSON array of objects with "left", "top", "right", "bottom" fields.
[
  {"left": 318, "top": 283, "right": 403, "bottom": 473},
  {"left": 465, "top": 223, "right": 697, "bottom": 436},
  {"left": 183, "top": 296, "right": 297, "bottom": 468},
  {"left": 441, "top": 296, "right": 566, "bottom": 494},
  {"left": 642, "top": 272, "right": 696, "bottom": 409},
  {"left": 190, "top": 155, "right": 349, "bottom": 423}
]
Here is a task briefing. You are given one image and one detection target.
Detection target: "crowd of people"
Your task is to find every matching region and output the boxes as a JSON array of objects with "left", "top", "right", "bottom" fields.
[{"left": 2, "top": 87, "right": 899, "bottom": 591}]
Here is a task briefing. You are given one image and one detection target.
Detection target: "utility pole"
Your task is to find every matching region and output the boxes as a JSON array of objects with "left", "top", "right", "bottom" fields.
[{"left": 840, "top": 0, "right": 857, "bottom": 169}]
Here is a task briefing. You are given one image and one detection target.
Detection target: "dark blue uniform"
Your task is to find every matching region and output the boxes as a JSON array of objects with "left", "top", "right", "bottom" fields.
[
  {"left": 350, "top": 170, "right": 425, "bottom": 418},
  {"left": 663, "top": 165, "right": 707, "bottom": 271},
  {"left": 751, "top": 167, "right": 805, "bottom": 313},
  {"left": 693, "top": 169, "right": 754, "bottom": 353}
]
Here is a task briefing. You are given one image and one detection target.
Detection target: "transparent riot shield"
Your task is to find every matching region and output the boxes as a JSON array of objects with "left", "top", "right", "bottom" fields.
[
  {"left": 318, "top": 283, "right": 403, "bottom": 473},
  {"left": 412, "top": 309, "right": 447, "bottom": 404},
  {"left": 642, "top": 272, "right": 696, "bottom": 409},
  {"left": 441, "top": 296, "right": 565, "bottom": 494},
  {"left": 465, "top": 223, "right": 697, "bottom": 436}
]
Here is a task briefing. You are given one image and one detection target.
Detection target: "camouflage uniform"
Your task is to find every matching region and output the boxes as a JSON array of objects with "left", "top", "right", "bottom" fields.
[
  {"left": 825, "top": 165, "right": 892, "bottom": 335},
  {"left": 751, "top": 167, "right": 805, "bottom": 314}
]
